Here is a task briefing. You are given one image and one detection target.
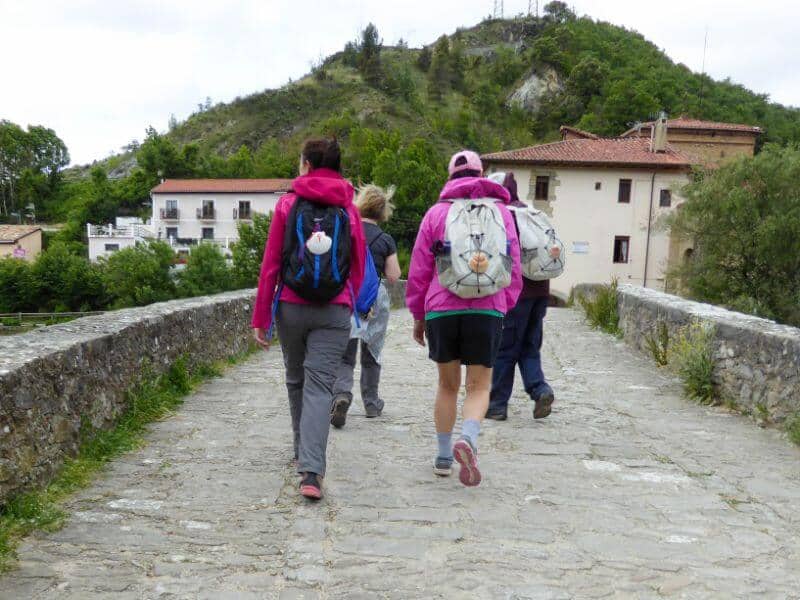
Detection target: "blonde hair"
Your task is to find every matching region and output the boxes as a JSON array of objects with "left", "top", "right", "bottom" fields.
[{"left": 356, "top": 184, "right": 395, "bottom": 223}]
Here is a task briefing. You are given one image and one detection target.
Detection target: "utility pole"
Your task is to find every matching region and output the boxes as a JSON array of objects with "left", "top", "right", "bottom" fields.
[
  {"left": 493, "top": 0, "right": 504, "bottom": 18},
  {"left": 699, "top": 26, "right": 709, "bottom": 111}
]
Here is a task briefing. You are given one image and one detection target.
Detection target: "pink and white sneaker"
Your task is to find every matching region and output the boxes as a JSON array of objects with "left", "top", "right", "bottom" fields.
[{"left": 453, "top": 437, "right": 482, "bottom": 487}]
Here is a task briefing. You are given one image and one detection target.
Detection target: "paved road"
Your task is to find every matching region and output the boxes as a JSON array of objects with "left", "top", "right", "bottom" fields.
[{"left": 4, "top": 309, "right": 800, "bottom": 599}]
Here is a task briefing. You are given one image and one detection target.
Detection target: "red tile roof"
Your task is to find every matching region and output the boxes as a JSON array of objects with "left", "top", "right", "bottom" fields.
[
  {"left": 151, "top": 179, "right": 293, "bottom": 194},
  {"left": 622, "top": 118, "right": 762, "bottom": 137},
  {"left": 482, "top": 137, "right": 691, "bottom": 169},
  {"left": 559, "top": 126, "right": 599, "bottom": 140},
  {"left": 0, "top": 225, "right": 41, "bottom": 244}
]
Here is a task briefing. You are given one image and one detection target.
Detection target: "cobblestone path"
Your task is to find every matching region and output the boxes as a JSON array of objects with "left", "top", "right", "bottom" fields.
[{"left": 4, "top": 309, "right": 800, "bottom": 599}]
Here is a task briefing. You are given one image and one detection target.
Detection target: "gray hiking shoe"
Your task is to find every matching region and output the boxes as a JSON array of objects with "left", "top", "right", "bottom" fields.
[
  {"left": 433, "top": 456, "right": 453, "bottom": 477},
  {"left": 330, "top": 394, "right": 351, "bottom": 429}
]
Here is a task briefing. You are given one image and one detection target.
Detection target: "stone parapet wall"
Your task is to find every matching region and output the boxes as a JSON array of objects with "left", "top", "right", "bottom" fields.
[
  {"left": 0, "top": 290, "right": 256, "bottom": 505},
  {"left": 614, "top": 284, "right": 800, "bottom": 422}
]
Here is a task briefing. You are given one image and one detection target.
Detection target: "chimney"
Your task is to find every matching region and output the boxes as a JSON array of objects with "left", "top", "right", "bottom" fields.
[{"left": 650, "top": 112, "right": 668, "bottom": 153}]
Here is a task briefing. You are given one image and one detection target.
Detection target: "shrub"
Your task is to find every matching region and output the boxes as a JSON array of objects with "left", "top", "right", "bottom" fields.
[
  {"left": 645, "top": 321, "right": 670, "bottom": 366},
  {"left": 178, "top": 243, "right": 232, "bottom": 297},
  {"left": 0, "top": 258, "right": 36, "bottom": 312},
  {"left": 231, "top": 212, "right": 271, "bottom": 288},
  {"left": 102, "top": 241, "right": 176, "bottom": 308},
  {"left": 578, "top": 279, "right": 620, "bottom": 335},
  {"left": 670, "top": 321, "right": 716, "bottom": 404},
  {"left": 31, "top": 243, "right": 106, "bottom": 311},
  {"left": 786, "top": 414, "right": 800, "bottom": 446}
]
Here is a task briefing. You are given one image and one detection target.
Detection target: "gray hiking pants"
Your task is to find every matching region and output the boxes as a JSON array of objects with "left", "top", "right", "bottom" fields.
[
  {"left": 332, "top": 338, "right": 384, "bottom": 412},
  {"left": 275, "top": 302, "right": 351, "bottom": 477}
]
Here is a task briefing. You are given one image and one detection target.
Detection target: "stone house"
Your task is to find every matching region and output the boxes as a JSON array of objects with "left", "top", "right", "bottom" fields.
[
  {"left": 0, "top": 225, "right": 42, "bottom": 262},
  {"left": 482, "top": 116, "right": 761, "bottom": 301},
  {"left": 620, "top": 117, "right": 761, "bottom": 168},
  {"left": 482, "top": 119, "right": 693, "bottom": 302}
]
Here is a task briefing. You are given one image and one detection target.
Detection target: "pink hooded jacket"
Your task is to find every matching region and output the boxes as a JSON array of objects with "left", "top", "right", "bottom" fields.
[
  {"left": 251, "top": 168, "right": 366, "bottom": 331},
  {"left": 405, "top": 177, "right": 523, "bottom": 321}
]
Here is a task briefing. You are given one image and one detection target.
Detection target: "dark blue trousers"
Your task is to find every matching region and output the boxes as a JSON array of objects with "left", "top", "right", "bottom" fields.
[{"left": 489, "top": 297, "right": 552, "bottom": 414}]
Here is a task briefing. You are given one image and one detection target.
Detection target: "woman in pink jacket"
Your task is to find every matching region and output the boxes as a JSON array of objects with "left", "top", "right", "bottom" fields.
[
  {"left": 406, "top": 150, "right": 522, "bottom": 486},
  {"left": 252, "top": 138, "right": 365, "bottom": 500}
]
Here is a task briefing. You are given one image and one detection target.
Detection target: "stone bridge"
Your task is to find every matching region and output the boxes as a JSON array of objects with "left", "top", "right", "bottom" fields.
[{"left": 2, "top": 292, "right": 800, "bottom": 598}]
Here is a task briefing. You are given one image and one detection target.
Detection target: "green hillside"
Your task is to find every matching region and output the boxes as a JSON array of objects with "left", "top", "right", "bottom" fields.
[
  {"left": 12, "top": 5, "right": 800, "bottom": 248},
  {"left": 166, "top": 9, "right": 800, "bottom": 158}
]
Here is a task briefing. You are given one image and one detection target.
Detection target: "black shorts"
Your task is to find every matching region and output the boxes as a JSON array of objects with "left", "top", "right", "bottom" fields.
[{"left": 425, "top": 313, "right": 504, "bottom": 367}]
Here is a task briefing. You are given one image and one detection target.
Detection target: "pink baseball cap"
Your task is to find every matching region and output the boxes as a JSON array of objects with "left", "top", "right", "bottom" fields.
[{"left": 448, "top": 150, "right": 483, "bottom": 176}]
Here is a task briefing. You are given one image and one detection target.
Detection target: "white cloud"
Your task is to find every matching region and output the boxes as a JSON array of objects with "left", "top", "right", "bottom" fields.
[{"left": 0, "top": 0, "right": 797, "bottom": 165}]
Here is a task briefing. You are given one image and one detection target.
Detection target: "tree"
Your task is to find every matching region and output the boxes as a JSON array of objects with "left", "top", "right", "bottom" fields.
[
  {"left": 566, "top": 57, "right": 609, "bottom": 104},
  {"left": 0, "top": 257, "right": 36, "bottom": 312},
  {"left": 671, "top": 145, "right": 800, "bottom": 326},
  {"left": 0, "top": 120, "right": 68, "bottom": 217},
  {"left": 543, "top": 1, "right": 576, "bottom": 23},
  {"left": 32, "top": 243, "right": 106, "bottom": 311},
  {"left": 227, "top": 145, "right": 255, "bottom": 177},
  {"left": 416, "top": 46, "right": 432, "bottom": 72},
  {"left": 232, "top": 212, "right": 272, "bottom": 287},
  {"left": 178, "top": 243, "right": 232, "bottom": 297},
  {"left": 427, "top": 36, "right": 451, "bottom": 102},
  {"left": 102, "top": 241, "right": 176, "bottom": 308},
  {"left": 449, "top": 36, "right": 467, "bottom": 92},
  {"left": 358, "top": 23, "right": 383, "bottom": 87}
]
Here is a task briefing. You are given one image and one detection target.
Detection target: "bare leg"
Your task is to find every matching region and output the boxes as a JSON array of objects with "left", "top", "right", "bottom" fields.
[
  {"left": 434, "top": 360, "right": 461, "bottom": 433},
  {"left": 463, "top": 365, "right": 492, "bottom": 423}
]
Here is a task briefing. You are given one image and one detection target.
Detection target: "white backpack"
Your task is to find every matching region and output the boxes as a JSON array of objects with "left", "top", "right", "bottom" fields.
[
  {"left": 435, "top": 199, "right": 513, "bottom": 298},
  {"left": 508, "top": 205, "right": 565, "bottom": 280}
]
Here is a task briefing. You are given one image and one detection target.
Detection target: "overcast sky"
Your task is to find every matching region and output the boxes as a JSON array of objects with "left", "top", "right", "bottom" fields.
[{"left": 1, "top": 0, "right": 797, "bottom": 165}]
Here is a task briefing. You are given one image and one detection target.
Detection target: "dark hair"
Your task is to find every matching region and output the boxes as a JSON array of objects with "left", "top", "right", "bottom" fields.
[
  {"left": 449, "top": 169, "right": 481, "bottom": 180},
  {"left": 301, "top": 137, "right": 341, "bottom": 172},
  {"left": 502, "top": 172, "right": 520, "bottom": 203}
]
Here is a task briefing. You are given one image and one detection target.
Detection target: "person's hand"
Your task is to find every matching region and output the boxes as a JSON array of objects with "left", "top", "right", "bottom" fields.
[
  {"left": 253, "top": 327, "right": 271, "bottom": 350},
  {"left": 413, "top": 320, "right": 426, "bottom": 347}
]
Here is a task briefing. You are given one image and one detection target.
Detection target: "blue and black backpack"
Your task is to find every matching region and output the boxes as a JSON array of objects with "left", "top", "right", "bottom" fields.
[
  {"left": 355, "top": 238, "right": 380, "bottom": 316},
  {"left": 281, "top": 198, "right": 352, "bottom": 303}
]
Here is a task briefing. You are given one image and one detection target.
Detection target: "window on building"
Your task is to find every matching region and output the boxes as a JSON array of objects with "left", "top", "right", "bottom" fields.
[
  {"left": 104, "top": 243, "right": 120, "bottom": 252},
  {"left": 659, "top": 189, "right": 672, "bottom": 207},
  {"left": 202, "top": 227, "right": 214, "bottom": 240},
  {"left": 201, "top": 199, "right": 215, "bottom": 219},
  {"left": 166, "top": 227, "right": 178, "bottom": 240},
  {"left": 595, "top": 182, "right": 602, "bottom": 190},
  {"left": 238, "top": 200, "right": 251, "bottom": 219},
  {"left": 163, "top": 199, "right": 178, "bottom": 220},
  {"left": 613, "top": 236, "right": 630, "bottom": 263},
  {"left": 618, "top": 179, "right": 632, "bottom": 203},
  {"left": 534, "top": 176, "right": 550, "bottom": 200}
]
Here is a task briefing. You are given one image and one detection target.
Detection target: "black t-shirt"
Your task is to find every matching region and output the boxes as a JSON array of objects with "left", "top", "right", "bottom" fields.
[{"left": 363, "top": 221, "right": 397, "bottom": 277}]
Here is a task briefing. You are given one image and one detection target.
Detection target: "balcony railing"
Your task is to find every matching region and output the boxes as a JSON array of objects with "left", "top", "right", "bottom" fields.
[
  {"left": 196, "top": 207, "right": 216, "bottom": 220},
  {"left": 233, "top": 207, "right": 252, "bottom": 220},
  {"left": 160, "top": 208, "right": 179, "bottom": 220}
]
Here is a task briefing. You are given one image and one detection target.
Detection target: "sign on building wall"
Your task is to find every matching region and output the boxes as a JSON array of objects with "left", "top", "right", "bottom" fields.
[
  {"left": 572, "top": 241, "right": 589, "bottom": 254},
  {"left": 12, "top": 246, "right": 26, "bottom": 258}
]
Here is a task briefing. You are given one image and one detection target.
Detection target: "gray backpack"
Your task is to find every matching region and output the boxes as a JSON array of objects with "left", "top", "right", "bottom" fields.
[
  {"left": 435, "top": 199, "right": 512, "bottom": 298},
  {"left": 508, "top": 205, "right": 565, "bottom": 280}
]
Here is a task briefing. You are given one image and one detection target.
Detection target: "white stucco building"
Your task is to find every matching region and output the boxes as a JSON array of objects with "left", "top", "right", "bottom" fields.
[
  {"left": 483, "top": 123, "right": 693, "bottom": 302},
  {"left": 87, "top": 217, "right": 154, "bottom": 262},
  {"left": 150, "top": 178, "right": 292, "bottom": 254}
]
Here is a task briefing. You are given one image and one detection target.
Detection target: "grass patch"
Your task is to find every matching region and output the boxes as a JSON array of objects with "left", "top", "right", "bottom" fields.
[
  {"left": 644, "top": 321, "right": 670, "bottom": 367},
  {"left": 0, "top": 346, "right": 254, "bottom": 572},
  {"left": 671, "top": 321, "right": 716, "bottom": 404},
  {"left": 578, "top": 279, "right": 620, "bottom": 336},
  {"left": 786, "top": 414, "right": 800, "bottom": 445}
]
